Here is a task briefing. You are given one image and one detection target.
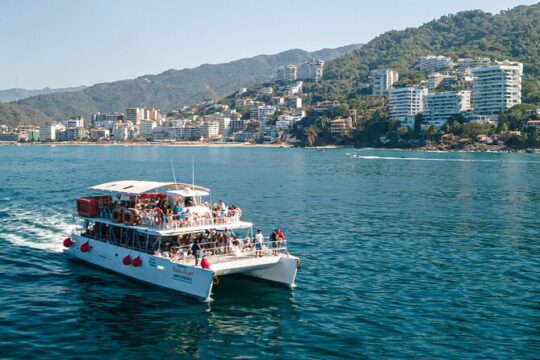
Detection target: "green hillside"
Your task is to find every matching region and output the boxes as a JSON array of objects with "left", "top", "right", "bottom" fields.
[
  {"left": 318, "top": 4, "right": 540, "bottom": 103},
  {"left": 9, "top": 45, "right": 361, "bottom": 123}
]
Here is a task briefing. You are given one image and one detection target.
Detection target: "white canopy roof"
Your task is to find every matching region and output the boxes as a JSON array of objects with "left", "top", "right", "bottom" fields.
[
  {"left": 90, "top": 180, "right": 210, "bottom": 195},
  {"left": 167, "top": 189, "right": 209, "bottom": 197}
]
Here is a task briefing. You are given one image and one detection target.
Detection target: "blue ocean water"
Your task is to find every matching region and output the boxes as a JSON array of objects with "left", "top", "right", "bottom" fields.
[{"left": 0, "top": 145, "right": 539, "bottom": 359}]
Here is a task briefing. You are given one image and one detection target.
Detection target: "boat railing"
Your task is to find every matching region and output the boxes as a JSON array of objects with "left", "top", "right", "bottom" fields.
[
  {"left": 159, "top": 238, "right": 288, "bottom": 264},
  {"left": 99, "top": 205, "right": 242, "bottom": 230}
]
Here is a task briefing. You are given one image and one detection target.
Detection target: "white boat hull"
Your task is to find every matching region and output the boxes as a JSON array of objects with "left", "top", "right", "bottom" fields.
[{"left": 65, "top": 235, "right": 215, "bottom": 301}]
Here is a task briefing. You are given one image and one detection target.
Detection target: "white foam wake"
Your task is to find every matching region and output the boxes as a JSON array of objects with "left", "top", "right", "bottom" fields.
[
  {"left": 350, "top": 155, "right": 527, "bottom": 163},
  {"left": 0, "top": 207, "right": 75, "bottom": 253}
]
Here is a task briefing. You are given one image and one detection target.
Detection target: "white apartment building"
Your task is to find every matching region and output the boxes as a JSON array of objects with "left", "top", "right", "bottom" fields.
[
  {"left": 250, "top": 105, "right": 276, "bottom": 120},
  {"left": 388, "top": 87, "right": 428, "bottom": 121},
  {"left": 125, "top": 107, "right": 144, "bottom": 124},
  {"left": 140, "top": 120, "right": 157, "bottom": 135},
  {"left": 63, "top": 116, "right": 84, "bottom": 128},
  {"left": 370, "top": 69, "right": 399, "bottom": 95},
  {"left": 456, "top": 57, "right": 490, "bottom": 74},
  {"left": 112, "top": 121, "right": 131, "bottom": 141},
  {"left": 298, "top": 59, "right": 324, "bottom": 82},
  {"left": 276, "top": 65, "right": 297, "bottom": 82},
  {"left": 472, "top": 61, "right": 523, "bottom": 115},
  {"left": 423, "top": 90, "right": 471, "bottom": 128},
  {"left": 411, "top": 55, "right": 453, "bottom": 73},
  {"left": 89, "top": 128, "right": 110, "bottom": 140},
  {"left": 91, "top": 112, "right": 123, "bottom": 127},
  {"left": 199, "top": 121, "right": 220, "bottom": 139},
  {"left": 217, "top": 118, "right": 230, "bottom": 135},
  {"left": 288, "top": 81, "right": 303, "bottom": 95}
]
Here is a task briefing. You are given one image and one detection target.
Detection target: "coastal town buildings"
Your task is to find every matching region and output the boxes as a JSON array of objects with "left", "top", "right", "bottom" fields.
[
  {"left": 370, "top": 69, "right": 399, "bottom": 95},
  {"left": 423, "top": 90, "right": 471, "bottom": 128},
  {"left": 472, "top": 61, "right": 523, "bottom": 116},
  {"left": 388, "top": 87, "right": 428, "bottom": 121}
]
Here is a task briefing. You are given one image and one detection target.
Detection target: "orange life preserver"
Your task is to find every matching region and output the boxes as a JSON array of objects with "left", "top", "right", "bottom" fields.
[
  {"left": 123, "top": 209, "right": 134, "bottom": 225},
  {"left": 112, "top": 207, "right": 124, "bottom": 223}
]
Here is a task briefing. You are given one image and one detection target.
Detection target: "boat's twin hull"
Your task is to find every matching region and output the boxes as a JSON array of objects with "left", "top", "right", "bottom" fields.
[
  {"left": 65, "top": 235, "right": 298, "bottom": 300},
  {"left": 66, "top": 235, "right": 215, "bottom": 300}
]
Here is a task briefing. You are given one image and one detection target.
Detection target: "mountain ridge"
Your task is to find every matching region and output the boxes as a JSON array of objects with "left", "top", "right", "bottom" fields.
[
  {"left": 7, "top": 45, "right": 362, "bottom": 124},
  {"left": 0, "top": 86, "right": 87, "bottom": 103}
]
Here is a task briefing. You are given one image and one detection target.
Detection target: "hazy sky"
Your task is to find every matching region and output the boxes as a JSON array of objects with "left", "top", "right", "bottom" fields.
[{"left": 0, "top": 0, "right": 537, "bottom": 89}]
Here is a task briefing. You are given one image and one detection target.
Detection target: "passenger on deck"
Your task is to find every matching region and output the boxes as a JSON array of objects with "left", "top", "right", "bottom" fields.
[
  {"left": 219, "top": 200, "right": 227, "bottom": 217},
  {"left": 173, "top": 201, "right": 184, "bottom": 214},
  {"left": 185, "top": 197, "right": 195, "bottom": 207},
  {"left": 270, "top": 229, "right": 278, "bottom": 255},
  {"left": 255, "top": 229, "right": 264, "bottom": 257},
  {"left": 191, "top": 240, "right": 201, "bottom": 266}
]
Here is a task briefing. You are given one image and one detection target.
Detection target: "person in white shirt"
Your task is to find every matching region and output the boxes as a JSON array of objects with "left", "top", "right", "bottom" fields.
[{"left": 255, "top": 229, "right": 264, "bottom": 257}]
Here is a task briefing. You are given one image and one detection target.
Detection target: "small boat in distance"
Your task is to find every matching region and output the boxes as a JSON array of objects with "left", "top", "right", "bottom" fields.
[{"left": 63, "top": 180, "right": 300, "bottom": 301}]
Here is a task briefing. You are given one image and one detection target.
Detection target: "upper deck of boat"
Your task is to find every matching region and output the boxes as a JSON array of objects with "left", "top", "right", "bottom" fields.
[{"left": 77, "top": 180, "right": 253, "bottom": 235}]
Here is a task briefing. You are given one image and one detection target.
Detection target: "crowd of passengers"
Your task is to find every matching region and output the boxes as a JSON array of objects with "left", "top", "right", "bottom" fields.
[
  {"left": 83, "top": 222, "right": 286, "bottom": 263},
  {"left": 108, "top": 194, "right": 241, "bottom": 227}
]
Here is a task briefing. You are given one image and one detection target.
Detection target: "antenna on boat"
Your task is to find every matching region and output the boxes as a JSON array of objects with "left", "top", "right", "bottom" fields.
[
  {"left": 191, "top": 156, "right": 195, "bottom": 190},
  {"left": 170, "top": 160, "right": 178, "bottom": 189}
]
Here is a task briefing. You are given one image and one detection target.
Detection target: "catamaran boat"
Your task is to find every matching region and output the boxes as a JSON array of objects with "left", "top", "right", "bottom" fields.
[{"left": 63, "top": 180, "right": 300, "bottom": 301}]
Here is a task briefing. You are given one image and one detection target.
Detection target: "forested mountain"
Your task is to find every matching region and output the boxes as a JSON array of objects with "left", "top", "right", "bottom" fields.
[
  {"left": 5, "top": 45, "right": 361, "bottom": 124},
  {"left": 0, "top": 86, "right": 87, "bottom": 103},
  {"left": 316, "top": 4, "right": 540, "bottom": 103}
]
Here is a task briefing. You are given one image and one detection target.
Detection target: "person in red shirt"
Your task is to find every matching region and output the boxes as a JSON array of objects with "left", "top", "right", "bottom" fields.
[{"left": 275, "top": 228, "right": 285, "bottom": 253}]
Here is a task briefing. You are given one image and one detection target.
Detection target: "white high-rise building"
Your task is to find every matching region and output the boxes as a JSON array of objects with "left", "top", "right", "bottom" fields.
[
  {"left": 276, "top": 65, "right": 297, "bottom": 82},
  {"left": 424, "top": 91, "right": 471, "bottom": 128},
  {"left": 472, "top": 61, "right": 523, "bottom": 115},
  {"left": 370, "top": 69, "right": 399, "bottom": 95},
  {"left": 388, "top": 87, "right": 428, "bottom": 120},
  {"left": 39, "top": 123, "right": 62, "bottom": 141},
  {"left": 298, "top": 59, "right": 324, "bottom": 82}
]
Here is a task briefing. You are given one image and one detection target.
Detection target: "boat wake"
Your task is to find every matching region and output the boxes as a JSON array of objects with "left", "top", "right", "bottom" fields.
[
  {"left": 0, "top": 207, "right": 74, "bottom": 252},
  {"left": 348, "top": 155, "right": 537, "bottom": 163}
]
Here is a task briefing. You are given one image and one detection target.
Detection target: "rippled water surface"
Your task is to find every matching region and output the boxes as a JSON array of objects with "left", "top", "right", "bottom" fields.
[{"left": 0, "top": 146, "right": 539, "bottom": 359}]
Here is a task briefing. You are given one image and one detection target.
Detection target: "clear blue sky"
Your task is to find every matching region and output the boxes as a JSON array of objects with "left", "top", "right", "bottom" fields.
[{"left": 0, "top": 0, "right": 537, "bottom": 90}]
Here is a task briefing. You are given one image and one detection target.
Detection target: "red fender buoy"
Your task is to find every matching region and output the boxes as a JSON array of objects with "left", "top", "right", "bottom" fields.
[
  {"left": 132, "top": 256, "right": 142, "bottom": 267},
  {"left": 63, "top": 238, "right": 73, "bottom": 248},
  {"left": 201, "top": 257, "right": 211, "bottom": 269},
  {"left": 80, "top": 241, "right": 90, "bottom": 252},
  {"left": 122, "top": 255, "right": 132, "bottom": 265}
]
